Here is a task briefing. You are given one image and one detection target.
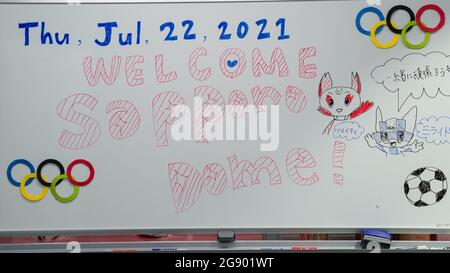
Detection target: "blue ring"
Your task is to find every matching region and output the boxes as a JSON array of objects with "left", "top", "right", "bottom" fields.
[
  {"left": 356, "top": 7, "right": 385, "bottom": 36},
  {"left": 7, "top": 159, "right": 35, "bottom": 187}
]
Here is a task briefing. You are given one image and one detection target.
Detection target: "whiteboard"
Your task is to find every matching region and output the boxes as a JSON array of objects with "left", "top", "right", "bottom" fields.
[{"left": 1, "top": 0, "right": 450, "bottom": 234}]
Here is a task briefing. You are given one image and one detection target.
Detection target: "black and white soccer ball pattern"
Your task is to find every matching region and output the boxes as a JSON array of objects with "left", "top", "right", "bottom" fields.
[{"left": 404, "top": 167, "right": 448, "bottom": 207}]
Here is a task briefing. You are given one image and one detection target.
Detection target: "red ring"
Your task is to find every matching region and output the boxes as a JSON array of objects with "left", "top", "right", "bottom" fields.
[
  {"left": 416, "top": 4, "right": 446, "bottom": 33},
  {"left": 67, "top": 159, "right": 95, "bottom": 187}
]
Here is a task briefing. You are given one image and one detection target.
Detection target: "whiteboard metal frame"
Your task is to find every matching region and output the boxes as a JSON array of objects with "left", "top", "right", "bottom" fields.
[
  {"left": 2, "top": 227, "right": 450, "bottom": 236},
  {"left": 1, "top": 0, "right": 449, "bottom": 236},
  {"left": 1, "top": 240, "right": 450, "bottom": 252},
  {"left": 0, "top": 0, "right": 360, "bottom": 4}
]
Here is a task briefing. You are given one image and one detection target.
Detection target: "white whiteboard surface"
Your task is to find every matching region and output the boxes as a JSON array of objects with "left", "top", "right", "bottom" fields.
[{"left": 1, "top": 0, "right": 450, "bottom": 234}]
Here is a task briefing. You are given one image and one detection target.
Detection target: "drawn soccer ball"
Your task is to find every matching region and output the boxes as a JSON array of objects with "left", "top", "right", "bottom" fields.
[{"left": 404, "top": 167, "right": 448, "bottom": 207}]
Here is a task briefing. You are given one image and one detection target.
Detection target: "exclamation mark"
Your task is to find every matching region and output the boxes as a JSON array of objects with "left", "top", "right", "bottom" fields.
[{"left": 333, "top": 141, "right": 346, "bottom": 186}]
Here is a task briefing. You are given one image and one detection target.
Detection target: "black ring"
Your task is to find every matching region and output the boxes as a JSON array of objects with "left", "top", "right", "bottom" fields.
[
  {"left": 386, "top": 5, "right": 416, "bottom": 34},
  {"left": 36, "top": 159, "right": 65, "bottom": 187}
]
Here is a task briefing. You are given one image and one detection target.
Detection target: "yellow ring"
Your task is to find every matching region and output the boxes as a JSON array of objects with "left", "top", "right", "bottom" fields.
[
  {"left": 370, "top": 20, "right": 400, "bottom": 49},
  {"left": 20, "top": 173, "right": 49, "bottom": 202}
]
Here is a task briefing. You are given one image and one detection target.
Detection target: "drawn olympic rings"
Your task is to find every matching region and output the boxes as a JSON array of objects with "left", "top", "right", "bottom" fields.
[
  {"left": 7, "top": 159, "right": 94, "bottom": 203},
  {"left": 356, "top": 4, "right": 445, "bottom": 49}
]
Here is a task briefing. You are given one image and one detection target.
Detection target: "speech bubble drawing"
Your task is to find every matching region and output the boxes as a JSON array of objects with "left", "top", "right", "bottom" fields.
[
  {"left": 371, "top": 52, "right": 450, "bottom": 111},
  {"left": 333, "top": 121, "right": 365, "bottom": 141},
  {"left": 416, "top": 116, "right": 450, "bottom": 145}
]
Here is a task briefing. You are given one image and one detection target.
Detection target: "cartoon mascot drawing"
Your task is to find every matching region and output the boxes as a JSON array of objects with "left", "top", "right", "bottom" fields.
[
  {"left": 365, "top": 106, "right": 424, "bottom": 156},
  {"left": 318, "top": 72, "right": 374, "bottom": 135}
]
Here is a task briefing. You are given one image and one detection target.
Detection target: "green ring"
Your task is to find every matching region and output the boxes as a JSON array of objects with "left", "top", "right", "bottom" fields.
[
  {"left": 401, "top": 20, "right": 430, "bottom": 49},
  {"left": 50, "top": 174, "right": 79, "bottom": 203}
]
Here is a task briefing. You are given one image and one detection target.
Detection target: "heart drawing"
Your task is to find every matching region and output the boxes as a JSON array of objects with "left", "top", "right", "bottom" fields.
[{"left": 227, "top": 60, "right": 238, "bottom": 68}]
